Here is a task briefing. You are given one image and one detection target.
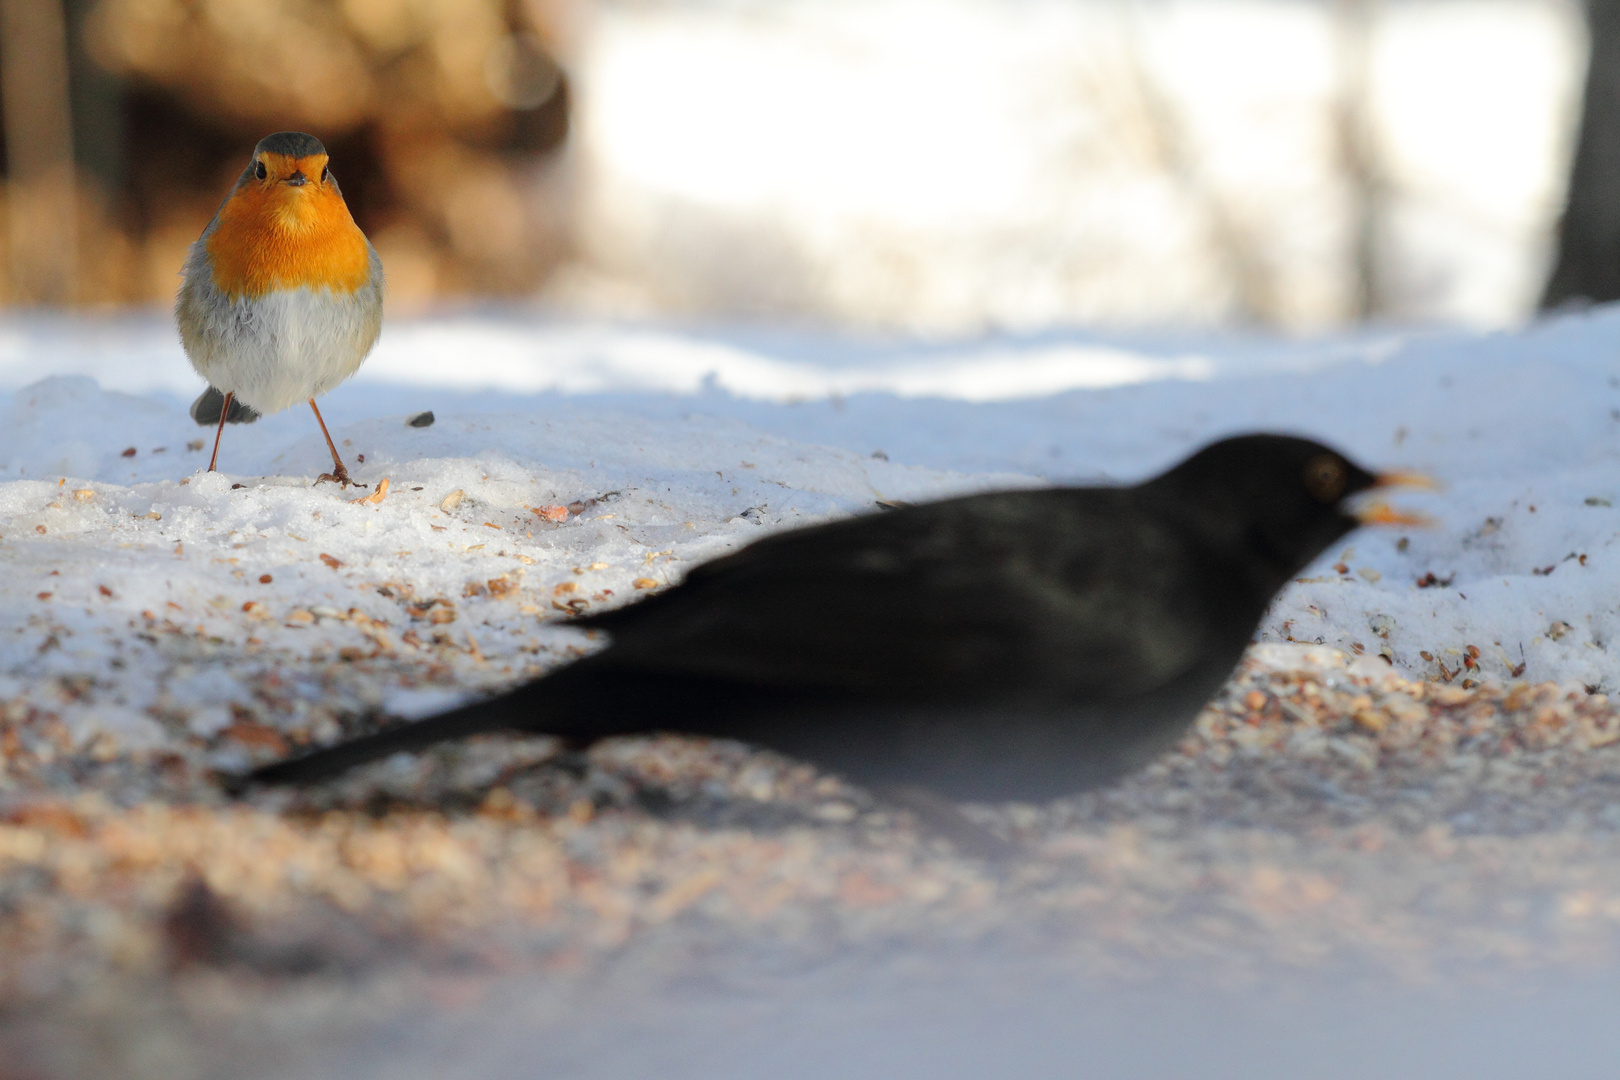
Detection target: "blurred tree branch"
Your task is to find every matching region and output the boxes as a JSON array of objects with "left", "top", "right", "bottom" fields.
[
  {"left": 1543, "top": 0, "right": 1620, "bottom": 307},
  {"left": 0, "top": 0, "right": 78, "bottom": 304},
  {"left": 1335, "top": 0, "right": 1383, "bottom": 322}
]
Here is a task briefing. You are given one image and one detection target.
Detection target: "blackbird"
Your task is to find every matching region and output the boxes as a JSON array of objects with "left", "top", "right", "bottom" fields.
[{"left": 244, "top": 434, "right": 1429, "bottom": 801}]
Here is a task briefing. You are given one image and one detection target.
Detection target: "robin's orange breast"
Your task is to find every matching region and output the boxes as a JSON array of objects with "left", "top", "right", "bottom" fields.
[{"left": 205, "top": 181, "right": 372, "bottom": 301}]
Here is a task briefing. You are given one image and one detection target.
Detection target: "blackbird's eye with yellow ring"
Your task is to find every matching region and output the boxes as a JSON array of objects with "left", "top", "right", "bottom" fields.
[
  {"left": 1303, "top": 454, "right": 1347, "bottom": 502},
  {"left": 254, "top": 160, "right": 267, "bottom": 181}
]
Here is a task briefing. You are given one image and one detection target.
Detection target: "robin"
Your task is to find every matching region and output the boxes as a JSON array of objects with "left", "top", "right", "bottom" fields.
[
  {"left": 244, "top": 434, "right": 1434, "bottom": 801},
  {"left": 176, "top": 131, "right": 383, "bottom": 486}
]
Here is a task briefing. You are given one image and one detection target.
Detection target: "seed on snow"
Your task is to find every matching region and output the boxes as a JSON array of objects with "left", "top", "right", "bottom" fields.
[{"left": 351, "top": 477, "right": 389, "bottom": 506}]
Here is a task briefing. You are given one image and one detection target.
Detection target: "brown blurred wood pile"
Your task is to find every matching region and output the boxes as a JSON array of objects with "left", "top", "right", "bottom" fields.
[{"left": 0, "top": 0, "right": 572, "bottom": 308}]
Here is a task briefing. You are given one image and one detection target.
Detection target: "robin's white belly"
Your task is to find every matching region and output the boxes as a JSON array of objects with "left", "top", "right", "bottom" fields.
[{"left": 176, "top": 250, "right": 384, "bottom": 416}]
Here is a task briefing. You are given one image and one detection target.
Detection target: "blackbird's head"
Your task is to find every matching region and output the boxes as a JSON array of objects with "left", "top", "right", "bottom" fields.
[{"left": 1145, "top": 434, "right": 1434, "bottom": 578}]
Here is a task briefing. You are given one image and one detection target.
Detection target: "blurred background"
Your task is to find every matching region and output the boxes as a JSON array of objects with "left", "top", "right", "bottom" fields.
[{"left": 0, "top": 0, "right": 1614, "bottom": 332}]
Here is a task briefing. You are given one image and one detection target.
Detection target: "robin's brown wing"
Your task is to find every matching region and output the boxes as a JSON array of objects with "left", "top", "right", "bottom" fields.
[
  {"left": 574, "top": 489, "right": 1239, "bottom": 700},
  {"left": 189, "top": 387, "right": 262, "bottom": 425}
]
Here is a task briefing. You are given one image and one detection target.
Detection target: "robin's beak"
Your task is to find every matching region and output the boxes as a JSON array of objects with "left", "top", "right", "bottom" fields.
[
  {"left": 1352, "top": 469, "right": 1440, "bottom": 527},
  {"left": 284, "top": 172, "right": 307, "bottom": 186}
]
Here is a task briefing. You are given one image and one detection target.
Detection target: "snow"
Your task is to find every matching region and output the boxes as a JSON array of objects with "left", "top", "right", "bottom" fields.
[
  {"left": 8, "top": 306, "right": 1620, "bottom": 1076},
  {"left": 0, "top": 306, "right": 1618, "bottom": 755},
  {"left": 276, "top": 958, "right": 1620, "bottom": 1080}
]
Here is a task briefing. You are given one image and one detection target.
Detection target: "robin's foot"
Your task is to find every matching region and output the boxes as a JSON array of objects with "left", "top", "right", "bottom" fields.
[{"left": 314, "top": 465, "right": 366, "bottom": 488}]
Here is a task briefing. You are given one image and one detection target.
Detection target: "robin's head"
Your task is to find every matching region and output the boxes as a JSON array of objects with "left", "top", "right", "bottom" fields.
[
  {"left": 1144, "top": 433, "right": 1434, "bottom": 577},
  {"left": 232, "top": 132, "right": 344, "bottom": 231}
]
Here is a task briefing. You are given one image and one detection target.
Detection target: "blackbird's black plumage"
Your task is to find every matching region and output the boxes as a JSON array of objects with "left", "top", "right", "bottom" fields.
[{"left": 244, "top": 434, "right": 1425, "bottom": 800}]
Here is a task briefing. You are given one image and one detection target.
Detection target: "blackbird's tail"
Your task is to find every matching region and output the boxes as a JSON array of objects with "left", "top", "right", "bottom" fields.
[
  {"left": 243, "top": 701, "right": 516, "bottom": 788},
  {"left": 190, "top": 387, "right": 262, "bottom": 426},
  {"left": 235, "top": 659, "right": 763, "bottom": 791},
  {"left": 238, "top": 662, "right": 641, "bottom": 790}
]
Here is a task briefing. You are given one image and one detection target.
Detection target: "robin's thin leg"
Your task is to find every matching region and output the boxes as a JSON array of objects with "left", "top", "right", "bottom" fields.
[
  {"left": 309, "top": 399, "right": 363, "bottom": 488},
  {"left": 207, "top": 391, "right": 233, "bottom": 473}
]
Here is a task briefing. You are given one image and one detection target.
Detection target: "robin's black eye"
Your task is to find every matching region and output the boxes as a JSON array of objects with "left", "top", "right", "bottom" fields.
[
  {"left": 1303, "top": 455, "right": 1347, "bottom": 502},
  {"left": 254, "top": 160, "right": 267, "bottom": 181},
  {"left": 321, "top": 165, "right": 330, "bottom": 183}
]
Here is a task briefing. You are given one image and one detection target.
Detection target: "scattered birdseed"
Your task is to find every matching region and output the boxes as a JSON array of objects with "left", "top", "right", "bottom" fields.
[
  {"left": 351, "top": 478, "right": 390, "bottom": 506},
  {"left": 7, "top": 640, "right": 1620, "bottom": 1045}
]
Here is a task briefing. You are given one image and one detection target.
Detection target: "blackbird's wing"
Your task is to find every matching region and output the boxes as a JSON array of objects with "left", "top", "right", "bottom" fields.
[{"left": 573, "top": 489, "right": 1244, "bottom": 701}]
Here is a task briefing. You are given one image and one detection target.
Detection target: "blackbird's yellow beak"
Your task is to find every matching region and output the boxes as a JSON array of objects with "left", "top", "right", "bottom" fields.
[
  {"left": 1372, "top": 469, "right": 1442, "bottom": 492},
  {"left": 1353, "top": 470, "right": 1440, "bottom": 527},
  {"left": 1354, "top": 502, "right": 1433, "bottom": 527}
]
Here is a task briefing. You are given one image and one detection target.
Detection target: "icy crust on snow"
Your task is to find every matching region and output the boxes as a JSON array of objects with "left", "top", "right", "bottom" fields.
[{"left": 0, "top": 377, "right": 1033, "bottom": 757}]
